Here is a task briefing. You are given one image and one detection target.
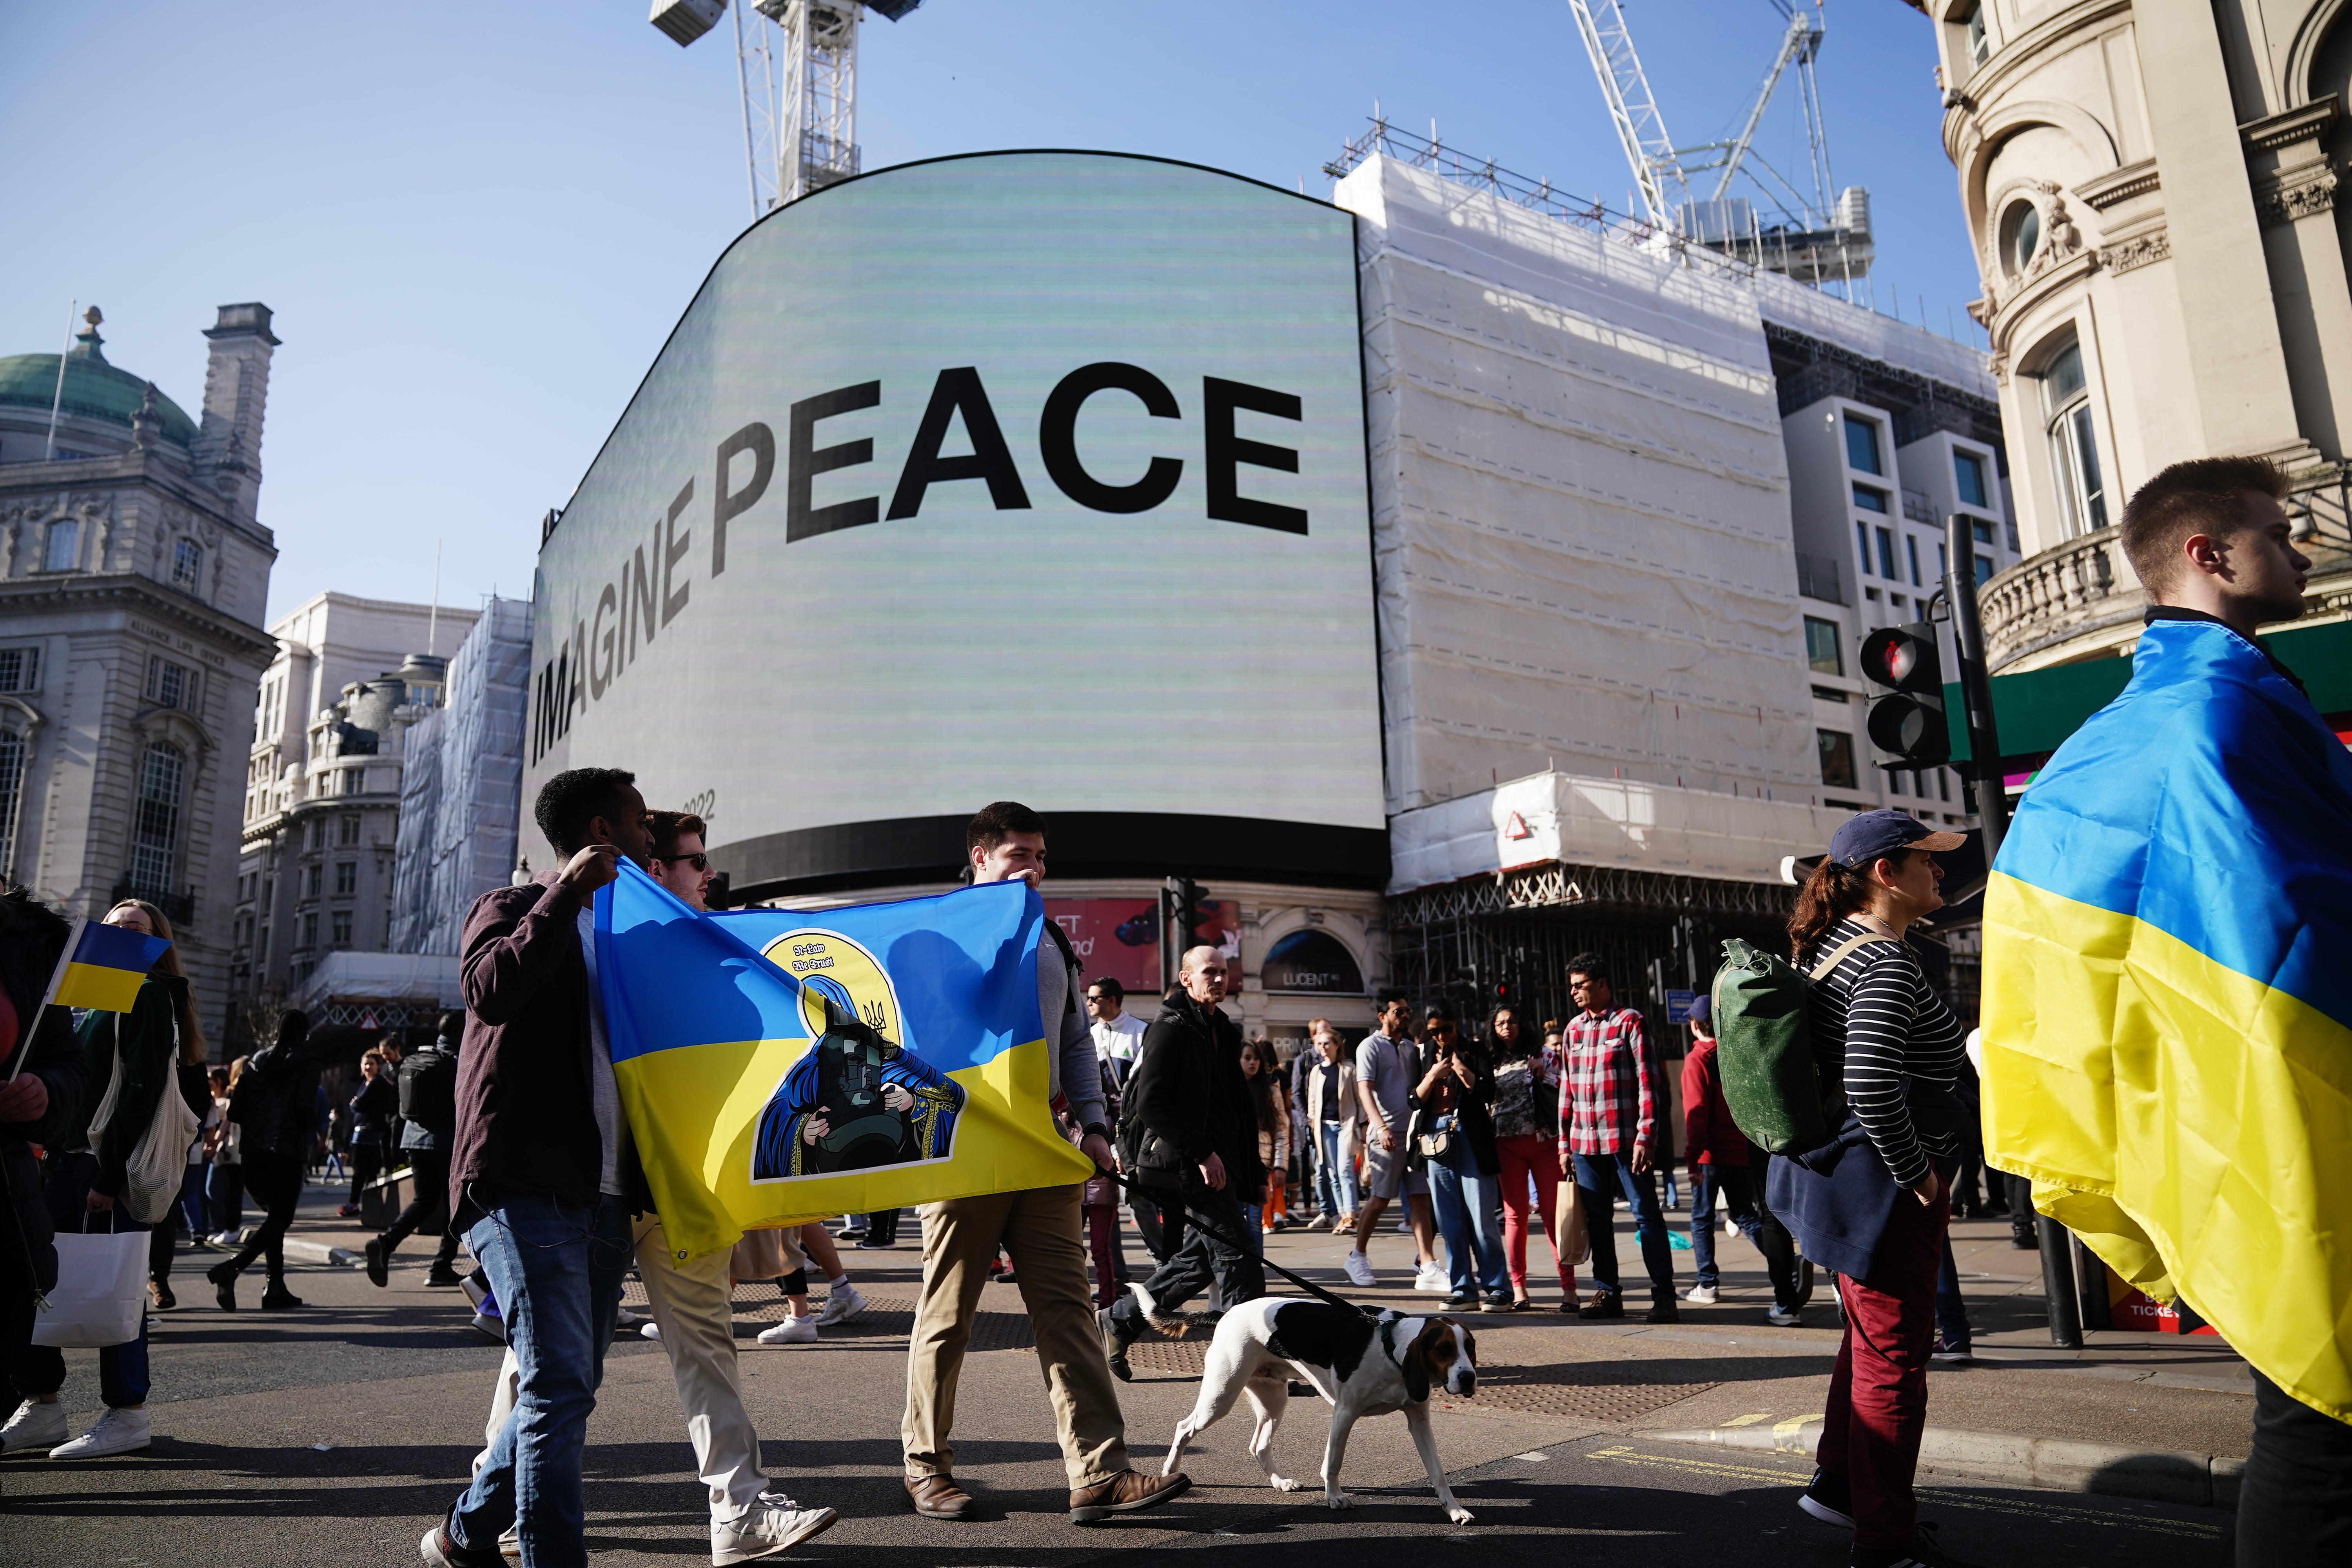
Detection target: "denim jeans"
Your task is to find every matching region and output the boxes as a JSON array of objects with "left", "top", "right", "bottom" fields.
[
  {"left": 1109, "top": 1182, "right": 1263, "bottom": 1336},
  {"left": 11, "top": 1151, "right": 151, "bottom": 1408},
  {"left": 1570, "top": 1149, "right": 1676, "bottom": 1299},
  {"left": 1688, "top": 1163, "right": 1768, "bottom": 1290},
  {"left": 1934, "top": 1236, "right": 1972, "bottom": 1349},
  {"left": 1315, "top": 1122, "right": 1359, "bottom": 1217},
  {"left": 205, "top": 1161, "right": 243, "bottom": 1234},
  {"left": 1428, "top": 1143, "right": 1510, "bottom": 1298},
  {"left": 448, "top": 1193, "right": 632, "bottom": 1568},
  {"left": 1237, "top": 1203, "right": 1265, "bottom": 1256}
]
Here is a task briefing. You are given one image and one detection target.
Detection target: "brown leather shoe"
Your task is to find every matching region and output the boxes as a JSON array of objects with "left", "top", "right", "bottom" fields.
[
  {"left": 904, "top": 1473, "right": 975, "bottom": 1520},
  {"left": 1068, "top": 1468, "right": 1190, "bottom": 1523}
]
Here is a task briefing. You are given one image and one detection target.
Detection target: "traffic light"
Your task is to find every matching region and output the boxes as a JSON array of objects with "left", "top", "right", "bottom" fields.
[
  {"left": 1858, "top": 622, "right": 1950, "bottom": 768},
  {"left": 1164, "top": 878, "right": 1216, "bottom": 949}
]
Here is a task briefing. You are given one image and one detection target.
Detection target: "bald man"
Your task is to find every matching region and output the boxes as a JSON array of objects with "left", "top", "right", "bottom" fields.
[{"left": 1101, "top": 946, "right": 1267, "bottom": 1379}]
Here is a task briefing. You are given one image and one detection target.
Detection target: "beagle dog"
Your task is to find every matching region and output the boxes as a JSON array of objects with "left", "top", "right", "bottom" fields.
[{"left": 1153, "top": 1292, "right": 1480, "bottom": 1522}]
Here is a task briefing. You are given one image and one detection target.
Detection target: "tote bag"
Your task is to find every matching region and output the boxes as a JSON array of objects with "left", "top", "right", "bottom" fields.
[
  {"left": 32, "top": 1217, "right": 148, "bottom": 1349},
  {"left": 123, "top": 1022, "right": 200, "bottom": 1225}
]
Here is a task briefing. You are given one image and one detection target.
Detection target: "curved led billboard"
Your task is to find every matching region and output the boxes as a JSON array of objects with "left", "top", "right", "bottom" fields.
[{"left": 523, "top": 152, "right": 1385, "bottom": 893}]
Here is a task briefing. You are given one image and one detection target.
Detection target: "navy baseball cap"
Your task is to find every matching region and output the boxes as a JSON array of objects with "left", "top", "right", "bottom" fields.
[
  {"left": 1827, "top": 809, "right": 1965, "bottom": 869},
  {"left": 1685, "top": 995, "right": 1712, "bottom": 1027}
]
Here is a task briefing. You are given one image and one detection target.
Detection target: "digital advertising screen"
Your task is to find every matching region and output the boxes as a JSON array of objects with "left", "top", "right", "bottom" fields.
[{"left": 524, "top": 151, "right": 1386, "bottom": 893}]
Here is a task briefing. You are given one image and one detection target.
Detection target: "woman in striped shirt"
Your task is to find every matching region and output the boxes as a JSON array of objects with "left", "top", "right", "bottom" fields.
[{"left": 1772, "top": 809, "right": 1973, "bottom": 1568}]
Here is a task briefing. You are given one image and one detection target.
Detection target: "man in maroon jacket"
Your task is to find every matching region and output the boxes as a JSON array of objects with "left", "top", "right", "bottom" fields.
[{"left": 423, "top": 768, "right": 652, "bottom": 1568}]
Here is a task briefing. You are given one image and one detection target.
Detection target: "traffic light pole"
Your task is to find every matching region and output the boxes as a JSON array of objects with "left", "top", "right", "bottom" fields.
[{"left": 1944, "top": 514, "right": 2082, "bottom": 1350}]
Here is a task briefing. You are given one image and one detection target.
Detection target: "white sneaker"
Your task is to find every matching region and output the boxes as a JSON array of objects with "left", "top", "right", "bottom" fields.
[
  {"left": 1685, "top": 1284, "right": 1720, "bottom": 1305},
  {"left": 641, "top": 1322, "right": 664, "bottom": 1341},
  {"left": 756, "top": 1315, "right": 817, "bottom": 1345},
  {"left": 1766, "top": 1305, "right": 1803, "bottom": 1327},
  {"left": 51, "top": 1406, "right": 151, "bottom": 1459},
  {"left": 813, "top": 1282, "right": 866, "bottom": 1327},
  {"left": 1413, "top": 1261, "right": 1452, "bottom": 1293},
  {"left": 615, "top": 1305, "right": 644, "bottom": 1327},
  {"left": 2, "top": 1399, "right": 68, "bottom": 1454},
  {"left": 713, "top": 1491, "right": 838, "bottom": 1565},
  {"left": 1342, "top": 1250, "right": 1376, "bottom": 1288},
  {"left": 499, "top": 1522, "right": 520, "bottom": 1558},
  {"left": 207, "top": 1230, "right": 242, "bottom": 1248}
]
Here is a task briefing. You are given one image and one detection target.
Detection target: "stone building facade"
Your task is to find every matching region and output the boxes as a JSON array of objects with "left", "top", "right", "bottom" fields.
[
  {"left": 1918, "top": 0, "right": 2352, "bottom": 670},
  {"left": 0, "top": 304, "right": 282, "bottom": 1041},
  {"left": 230, "top": 592, "right": 476, "bottom": 1042}
]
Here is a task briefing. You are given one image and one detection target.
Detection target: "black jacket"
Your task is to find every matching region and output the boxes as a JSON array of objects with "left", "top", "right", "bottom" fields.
[
  {"left": 349, "top": 1073, "right": 398, "bottom": 1145},
  {"left": 1123, "top": 987, "right": 1263, "bottom": 1199},
  {"left": 1, "top": 889, "right": 92, "bottom": 1294},
  {"left": 238, "top": 1036, "right": 322, "bottom": 1160},
  {"left": 76, "top": 975, "right": 190, "bottom": 1199}
]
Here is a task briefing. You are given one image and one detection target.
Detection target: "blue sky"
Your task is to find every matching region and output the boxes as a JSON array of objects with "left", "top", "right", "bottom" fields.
[{"left": 1, "top": 2, "right": 1976, "bottom": 624}]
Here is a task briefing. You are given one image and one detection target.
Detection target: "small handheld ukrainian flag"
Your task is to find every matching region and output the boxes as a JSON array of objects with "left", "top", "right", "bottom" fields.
[
  {"left": 44, "top": 918, "right": 172, "bottom": 1015},
  {"left": 596, "top": 861, "right": 1093, "bottom": 1261},
  {"left": 1980, "top": 618, "right": 2352, "bottom": 1422}
]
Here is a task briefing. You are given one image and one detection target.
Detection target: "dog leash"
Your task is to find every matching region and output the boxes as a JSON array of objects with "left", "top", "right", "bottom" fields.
[{"left": 1103, "top": 1168, "right": 1379, "bottom": 1319}]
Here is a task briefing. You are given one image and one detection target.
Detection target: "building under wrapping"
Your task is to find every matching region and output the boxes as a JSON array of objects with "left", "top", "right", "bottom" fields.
[
  {"left": 390, "top": 596, "right": 531, "bottom": 959},
  {"left": 1336, "top": 154, "right": 2012, "bottom": 1025}
]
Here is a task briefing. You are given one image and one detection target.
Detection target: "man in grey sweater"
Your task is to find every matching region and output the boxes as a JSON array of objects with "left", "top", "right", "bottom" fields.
[{"left": 898, "top": 801, "right": 1190, "bottom": 1526}]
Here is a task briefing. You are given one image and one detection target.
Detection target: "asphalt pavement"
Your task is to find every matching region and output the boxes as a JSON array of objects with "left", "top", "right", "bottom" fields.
[{"left": 0, "top": 1180, "right": 2248, "bottom": 1566}]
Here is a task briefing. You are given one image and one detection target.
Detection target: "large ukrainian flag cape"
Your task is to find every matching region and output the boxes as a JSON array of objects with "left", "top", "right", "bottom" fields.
[
  {"left": 1982, "top": 618, "right": 2352, "bottom": 1421},
  {"left": 597, "top": 862, "right": 1092, "bottom": 1261}
]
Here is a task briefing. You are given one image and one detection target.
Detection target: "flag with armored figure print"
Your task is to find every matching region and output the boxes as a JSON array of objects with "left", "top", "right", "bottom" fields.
[{"left": 595, "top": 860, "right": 1092, "bottom": 1262}]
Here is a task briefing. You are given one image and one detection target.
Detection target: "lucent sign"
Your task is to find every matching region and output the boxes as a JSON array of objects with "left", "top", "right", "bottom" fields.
[{"left": 524, "top": 152, "right": 1384, "bottom": 880}]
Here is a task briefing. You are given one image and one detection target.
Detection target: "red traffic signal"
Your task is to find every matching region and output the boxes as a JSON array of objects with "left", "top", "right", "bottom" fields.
[{"left": 1858, "top": 622, "right": 1950, "bottom": 767}]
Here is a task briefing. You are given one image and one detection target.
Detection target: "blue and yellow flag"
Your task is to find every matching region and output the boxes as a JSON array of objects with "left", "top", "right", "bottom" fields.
[
  {"left": 1981, "top": 618, "right": 2352, "bottom": 1421},
  {"left": 595, "top": 861, "right": 1093, "bottom": 1261},
  {"left": 47, "top": 919, "right": 172, "bottom": 1013}
]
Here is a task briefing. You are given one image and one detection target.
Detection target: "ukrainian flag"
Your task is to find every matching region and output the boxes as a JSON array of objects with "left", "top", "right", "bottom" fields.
[
  {"left": 49, "top": 919, "right": 172, "bottom": 1013},
  {"left": 1981, "top": 618, "right": 2352, "bottom": 1421},
  {"left": 597, "top": 861, "right": 1093, "bottom": 1261}
]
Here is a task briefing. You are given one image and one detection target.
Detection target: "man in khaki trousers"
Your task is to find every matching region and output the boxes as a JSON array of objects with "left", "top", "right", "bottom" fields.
[{"left": 900, "top": 801, "right": 1190, "bottom": 1524}]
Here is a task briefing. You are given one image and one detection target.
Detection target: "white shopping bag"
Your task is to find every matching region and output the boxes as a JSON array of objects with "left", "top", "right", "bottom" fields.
[{"left": 31, "top": 1222, "right": 149, "bottom": 1349}]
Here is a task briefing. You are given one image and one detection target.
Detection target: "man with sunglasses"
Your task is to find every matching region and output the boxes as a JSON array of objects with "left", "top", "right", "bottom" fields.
[{"left": 647, "top": 812, "right": 718, "bottom": 907}]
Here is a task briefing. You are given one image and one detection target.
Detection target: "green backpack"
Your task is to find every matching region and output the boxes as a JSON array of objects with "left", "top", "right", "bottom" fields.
[{"left": 1710, "top": 933, "right": 1895, "bottom": 1155}]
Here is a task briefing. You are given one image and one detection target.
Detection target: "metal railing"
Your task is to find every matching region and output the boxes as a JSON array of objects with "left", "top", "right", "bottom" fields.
[{"left": 1796, "top": 550, "right": 1845, "bottom": 604}]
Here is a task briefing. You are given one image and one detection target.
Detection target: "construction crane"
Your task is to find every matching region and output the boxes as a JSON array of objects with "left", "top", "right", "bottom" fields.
[
  {"left": 651, "top": 0, "right": 921, "bottom": 221},
  {"left": 1564, "top": 0, "right": 1871, "bottom": 287}
]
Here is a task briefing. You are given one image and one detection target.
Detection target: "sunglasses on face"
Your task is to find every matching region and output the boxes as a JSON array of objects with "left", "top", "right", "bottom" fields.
[{"left": 655, "top": 853, "right": 710, "bottom": 872}]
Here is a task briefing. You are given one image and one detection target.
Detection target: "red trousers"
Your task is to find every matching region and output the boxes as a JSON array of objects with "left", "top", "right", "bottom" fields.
[
  {"left": 1818, "top": 1185, "right": 1950, "bottom": 1549},
  {"left": 1495, "top": 1134, "right": 1579, "bottom": 1297}
]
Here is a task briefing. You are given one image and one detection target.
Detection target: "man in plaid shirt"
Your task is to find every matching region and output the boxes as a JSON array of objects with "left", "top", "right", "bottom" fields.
[{"left": 1560, "top": 954, "right": 1678, "bottom": 1323}]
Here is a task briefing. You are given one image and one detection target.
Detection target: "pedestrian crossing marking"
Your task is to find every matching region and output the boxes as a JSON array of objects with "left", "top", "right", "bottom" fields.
[{"left": 1581, "top": 1446, "right": 2222, "bottom": 1541}]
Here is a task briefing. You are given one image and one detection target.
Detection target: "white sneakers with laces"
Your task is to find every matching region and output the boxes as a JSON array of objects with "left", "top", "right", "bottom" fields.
[
  {"left": 2, "top": 1398, "right": 67, "bottom": 1453},
  {"left": 813, "top": 1282, "right": 865, "bottom": 1327},
  {"left": 49, "top": 1405, "right": 151, "bottom": 1459},
  {"left": 1342, "top": 1250, "right": 1376, "bottom": 1288},
  {"left": 1412, "top": 1261, "right": 1452, "bottom": 1293},
  {"left": 756, "top": 1314, "right": 817, "bottom": 1345},
  {"left": 713, "top": 1492, "right": 838, "bottom": 1565},
  {"left": 1685, "top": 1284, "right": 1720, "bottom": 1305}
]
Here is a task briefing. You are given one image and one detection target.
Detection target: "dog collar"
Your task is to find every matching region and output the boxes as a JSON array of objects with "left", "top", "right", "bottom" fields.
[{"left": 1377, "top": 1310, "right": 1408, "bottom": 1368}]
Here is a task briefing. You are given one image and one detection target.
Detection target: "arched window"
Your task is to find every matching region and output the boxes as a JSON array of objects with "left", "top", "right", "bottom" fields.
[
  {"left": 128, "top": 741, "right": 185, "bottom": 895},
  {"left": 2000, "top": 199, "right": 2041, "bottom": 276},
  {"left": 2038, "top": 342, "right": 2107, "bottom": 537},
  {"left": 42, "top": 519, "right": 80, "bottom": 573},
  {"left": 0, "top": 727, "right": 26, "bottom": 883}
]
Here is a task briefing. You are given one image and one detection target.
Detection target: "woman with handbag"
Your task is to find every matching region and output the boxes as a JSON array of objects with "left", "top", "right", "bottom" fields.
[
  {"left": 4, "top": 898, "right": 201, "bottom": 1459},
  {"left": 1487, "top": 1005, "right": 1583, "bottom": 1312},
  {"left": 1412, "top": 1004, "right": 1513, "bottom": 1311},
  {"left": 1769, "top": 810, "right": 1971, "bottom": 1568}
]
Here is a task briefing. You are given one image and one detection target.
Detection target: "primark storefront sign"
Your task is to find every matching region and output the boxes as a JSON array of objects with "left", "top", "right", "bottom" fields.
[{"left": 526, "top": 151, "right": 1387, "bottom": 893}]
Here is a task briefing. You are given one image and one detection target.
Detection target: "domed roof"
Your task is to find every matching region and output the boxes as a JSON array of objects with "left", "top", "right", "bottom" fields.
[{"left": 0, "top": 318, "right": 198, "bottom": 447}]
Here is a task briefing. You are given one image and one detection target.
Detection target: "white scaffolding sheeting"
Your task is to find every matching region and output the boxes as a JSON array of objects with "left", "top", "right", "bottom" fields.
[
  {"left": 1389, "top": 768, "right": 1843, "bottom": 893},
  {"left": 390, "top": 596, "right": 531, "bottom": 956},
  {"left": 1337, "top": 156, "right": 1820, "bottom": 823}
]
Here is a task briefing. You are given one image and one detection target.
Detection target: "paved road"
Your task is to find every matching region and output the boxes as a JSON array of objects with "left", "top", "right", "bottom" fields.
[{"left": 1, "top": 1188, "right": 2242, "bottom": 1566}]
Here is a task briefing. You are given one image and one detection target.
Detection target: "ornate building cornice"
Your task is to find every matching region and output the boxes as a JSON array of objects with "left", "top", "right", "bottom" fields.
[
  {"left": 2077, "top": 158, "right": 2161, "bottom": 211},
  {"left": 0, "top": 570, "right": 275, "bottom": 662},
  {"left": 2254, "top": 166, "right": 2339, "bottom": 228},
  {"left": 2103, "top": 227, "right": 2173, "bottom": 274},
  {"left": 2240, "top": 97, "right": 2341, "bottom": 156}
]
